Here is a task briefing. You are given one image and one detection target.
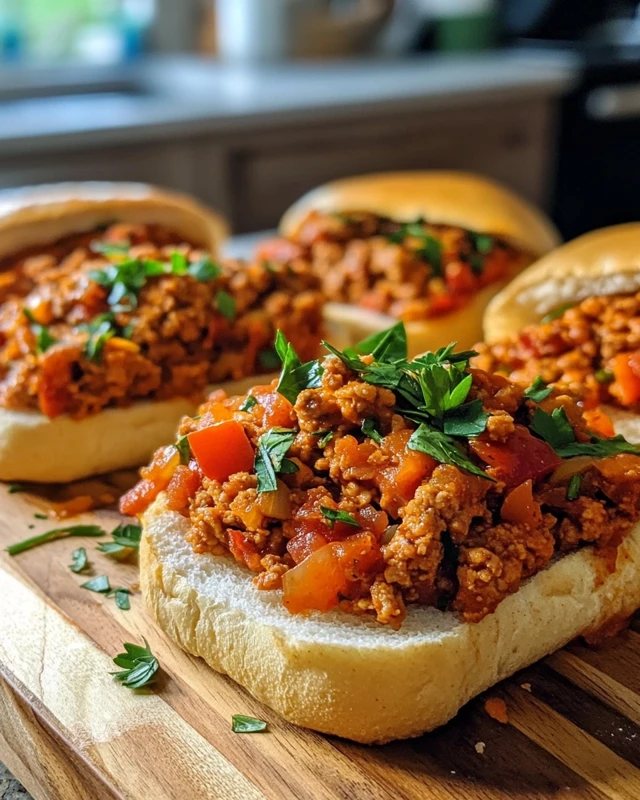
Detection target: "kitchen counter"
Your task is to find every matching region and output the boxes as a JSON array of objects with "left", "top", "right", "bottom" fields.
[{"left": 0, "top": 50, "right": 578, "bottom": 157}]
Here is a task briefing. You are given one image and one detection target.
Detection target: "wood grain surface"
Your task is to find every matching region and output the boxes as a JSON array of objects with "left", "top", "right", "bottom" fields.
[{"left": 0, "top": 484, "right": 638, "bottom": 800}]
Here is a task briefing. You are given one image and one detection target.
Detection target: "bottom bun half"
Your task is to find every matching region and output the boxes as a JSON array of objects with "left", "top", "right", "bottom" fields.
[
  {"left": 140, "top": 497, "right": 640, "bottom": 744},
  {"left": 0, "top": 374, "right": 273, "bottom": 484},
  {"left": 323, "top": 280, "right": 511, "bottom": 357}
]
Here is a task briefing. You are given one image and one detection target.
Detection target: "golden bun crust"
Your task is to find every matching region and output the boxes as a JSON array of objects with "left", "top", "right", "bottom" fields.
[
  {"left": 140, "top": 496, "right": 640, "bottom": 744},
  {"left": 279, "top": 171, "right": 560, "bottom": 257},
  {"left": 0, "top": 181, "right": 229, "bottom": 259},
  {"left": 0, "top": 374, "right": 273, "bottom": 483},
  {"left": 484, "top": 223, "right": 640, "bottom": 343},
  {"left": 323, "top": 272, "right": 517, "bottom": 357}
]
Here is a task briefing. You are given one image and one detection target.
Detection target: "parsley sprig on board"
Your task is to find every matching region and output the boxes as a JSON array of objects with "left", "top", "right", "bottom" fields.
[{"left": 111, "top": 640, "right": 159, "bottom": 689}]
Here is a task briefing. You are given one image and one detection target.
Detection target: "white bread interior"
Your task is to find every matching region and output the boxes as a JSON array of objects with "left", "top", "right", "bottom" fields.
[
  {"left": 0, "top": 374, "right": 273, "bottom": 484},
  {"left": 0, "top": 181, "right": 229, "bottom": 257},
  {"left": 279, "top": 171, "right": 561, "bottom": 258},
  {"left": 140, "top": 495, "right": 640, "bottom": 744},
  {"left": 483, "top": 223, "right": 640, "bottom": 343}
]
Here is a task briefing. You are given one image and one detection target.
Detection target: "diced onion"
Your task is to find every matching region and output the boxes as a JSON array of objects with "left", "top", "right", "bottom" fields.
[
  {"left": 380, "top": 524, "right": 399, "bottom": 545},
  {"left": 549, "top": 456, "right": 596, "bottom": 485},
  {"left": 257, "top": 479, "right": 291, "bottom": 520}
]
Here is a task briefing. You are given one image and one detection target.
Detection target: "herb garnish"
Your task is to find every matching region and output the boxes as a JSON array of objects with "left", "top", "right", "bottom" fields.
[
  {"left": 97, "top": 523, "right": 142, "bottom": 557},
  {"left": 8, "top": 484, "right": 25, "bottom": 494},
  {"left": 524, "top": 376, "right": 553, "bottom": 403},
  {"left": 70, "top": 547, "right": 89, "bottom": 574},
  {"left": 81, "top": 574, "right": 111, "bottom": 593},
  {"left": 254, "top": 428, "right": 298, "bottom": 492},
  {"left": 541, "top": 302, "right": 575, "bottom": 324},
  {"left": 566, "top": 474, "right": 582, "bottom": 501},
  {"left": 530, "top": 406, "right": 640, "bottom": 458},
  {"left": 467, "top": 232, "right": 494, "bottom": 275},
  {"left": 88, "top": 258, "right": 166, "bottom": 311},
  {"left": 239, "top": 395, "right": 258, "bottom": 412},
  {"left": 389, "top": 221, "right": 443, "bottom": 276},
  {"left": 362, "top": 418, "right": 383, "bottom": 443},
  {"left": 175, "top": 436, "right": 191, "bottom": 465},
  {"left": 23, "top": 308, "right": 56, "bottom": 354},
  {"left": 215, "top": 290, "right": 236, "bottom": 321},
  {"left": 7, "top": 524, "right": 106, "bottom": 556},
  {"left": 111, "top": 640, "right": 159, "bottom": 689},
  {"left": 595, "top": 368, "right": 614, "bottom": 384},
  {"left": 274, "top": 330, "right": 323, "bottom": 404},
  {"left": 188, "top": 256, "right": 222, "bottom": 281},
  {"left": 231, "top": 715, "right": 268, "bottom": 734},
  {"left": 320, "top": 507, "right": 361, "bottom": 529},
  {"left": 90, "top": 240, "right": 131, "bottom": 257},
  {"left": 113, "top": 589, "right": 132, "bottom": 610},
  {"left": 80, "top": 313, "right": 119, "bottom": 363},
  {"left": 313, "top": 430, "right": 333, "bottom": 448}
]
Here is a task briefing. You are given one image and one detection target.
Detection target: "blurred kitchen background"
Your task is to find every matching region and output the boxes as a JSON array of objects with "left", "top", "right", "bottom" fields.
[{"left": 0, "top": 0, "right": 639, "bottom": 238}]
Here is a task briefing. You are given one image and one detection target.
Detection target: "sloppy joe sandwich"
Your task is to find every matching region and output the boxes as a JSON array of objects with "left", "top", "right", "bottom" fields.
[
  {"left": 0, "top": 182, "right": 323, "bottom": 482},
  {"left": 259, "top": 171, "right": 560, "bottom": 355},
  {"left": 124, "top": 323, "right": 640, "bottom": 743},
  {"left": 478, "top": 223, "right": 640, "bottom": 442}
]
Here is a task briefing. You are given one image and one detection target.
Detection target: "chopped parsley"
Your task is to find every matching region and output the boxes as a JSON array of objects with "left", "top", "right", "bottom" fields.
[
  {"left": 23, "top": 308, "right": 56, "bottom": 354},
  {"left": 530, "top": 406, "right": 640, "bottom": 459},
  {"left": 96, "top": 523, "right": 142, "bottom": 558},
  {"left": 111, "top": 639, "right": 159, "bottom": 689},
  {"left": 69, "top": 547, "right": 89, "bottom": 574},
  {"left": 595, "top": 368, "right": 614, "bottom": 384},
  {"left": 239, "top": 395, "right": 258, "bottom": 412},
  {"left": 90, "top": 240, "right": 130, "bottom": 257},
  {"left": 388, "top": 221, "right": 443, "bottom": 276},
  {"left": 111, "top": 588, "right": 132, "bottom": 610},
  {"left": 81, "top": 574, "right": 111, "bottom": 594},
  {"left": 88, "top": 258, "right": 166, "bottom": 311},
  {"left": 80, "top": 313, "right": 119, "bottom": 363},
  {"left": 188, "top": 256, "right": 222, "bottom": 282},
  {"left": 274, "top": 329, "right": 323, "bottom": 405},
  {"left": 258, "top": 347, "right": 281, "bottom": 371},
  {"left": 313, "top": 430, "right": 334, "bottom": 448},
  {"left": 467, "top": 231, "right": 494, "bottom": 275},
  {"left": 7, "top": 484, "right": 25, "bottom": 494},
  {"left": 254, "top": 428, "right": 298, "bottom": 493},
  {"left": 566, "top": 474, "right": 582, "bottom": 501},
  {"left": 7, "top": 524, "right": 106, "bottom": 556},
  {"left": 541, "top": 302, "right": 575, "bottom": 324},
  {"left": 362, "top": 418, "right": 383, "bottom": 443},
  {"left": 175, "top": 435, "right": 192, "bottom": 465},
  {"left": 320, "top": 507, "right": 361, "bottom": 529},
  {"left": 215, "top": 290, "right": 236, "bottom": 321},
  {"left": 524, "top": 376, "right": 553, "bottom": 403},
  {"left": 231, "top": 715, "right": 268, "bottom": 734},
  {"left": 170, "top": 251, "right": 189, "bottom": 275}
]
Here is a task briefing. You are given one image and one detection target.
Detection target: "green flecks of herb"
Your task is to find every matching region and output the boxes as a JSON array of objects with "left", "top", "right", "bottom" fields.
[
  {"left": 595, "top": 368, "right": 614, "bottom": 384},
  {"left": 81, "top": 313, "right": 117, "bottom": 363},
  {"left": 468, "top": 232, "right": 494, "bottom": 254},
  {"left": 362, "top": 418, "right": 383, "bottom": 443},
  {"left": 231, "top": 715, "right": 268, "bottom": 734},
  {"left": 566, "top": 474, "right": 582, "bottom": 501},
  {"left": 34, "top": 512, "right": 48, "bottom": 520},
  {"left": 70, "top": 547, "right": 89, "bottom": 574},
  {"left": 541, "top": 302, "right": 575, "bottom": 324},
  {"left": 408, "top": 424, "right": 493, "bottom": 481},
  {"left": 111, "top": 639, "right": 159, "bottom": 689},
  {"left": 239, "top": 395, "right": 258, "bottom": 412},
  {"left": 274, "top": 329, "right": 323, "bottom": 404},
  {"left": 88, "top": 258, "right": 166, "bottom": 312},
  {"left": 524, "top": 376, "right": 553, "bottom": 403},
  {"left": 8, "top": 484, "right": 25, "bottom": 494},
  {"left": 81, "top": 574, "right": 111, "bottom": 593},
  {"left": 389, "top": 221, "right": 443, "bottom": 276},
  {"left": 530, "top": 406, "right": 640, "bottom": 458},
  {"left": 188, "top": 256, "right": 222, "bottom": 282},
  {"left": 121, "top": 323, "right": 135, "bottom": 340},
  {"left": 28, "top": 524, "right": 35, "bottom": 529},
  {"left": 23, "top": 308, "right": 56, "bottom": 354},
  {"left": 97, "top": 523, "right": 142, "bottom": 558},
  {"left": 258, "top": 347, "right": 281, "bottom": 371},
  {"left": 262, "top": 260, "right": 278, "bottom": 273},
  {"left": 442, "top": 399, "right": 489, "bottom": 437},
  {"left": 90, "top": 240, "right": 130, "bottom": 257},
  {"left": 7, "top": 524, "right": 106, "bottom": 556},
  {"left": 320, "top": 507, "right": 361, "bottom": 529},
  {"left": 110, "top": 588, "right": 132, "bottom": 610},
  {"left": 254, "top": 428, "right": 299, "bottom": 492},
  {"left": 215, "top": 290, "right": 236, "bottom": 321},
  {"left": 313, "top": 430, "right": 334, "bottom": 448},
  {"left": 170, "top": 251, "right": 189, "bottom": 275},
  {"left": 175, "top": 435, "right": 191, "bottom": 465}
]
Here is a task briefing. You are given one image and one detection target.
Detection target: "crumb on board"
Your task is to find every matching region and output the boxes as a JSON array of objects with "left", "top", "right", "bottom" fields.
[
  {"left": 521, "top": 683, "right": 532, "bottom": 692},
  {"left": 475, "top": 741, "right": 485, "bottom": 755},
  {"left": 484, "top": 696, "right": 509, "bottom": 724}
]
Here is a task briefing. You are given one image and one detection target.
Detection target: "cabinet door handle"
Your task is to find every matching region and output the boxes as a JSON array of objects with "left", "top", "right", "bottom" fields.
[{"left": 586, "top": 84, "right": 640, "bottom": 120}]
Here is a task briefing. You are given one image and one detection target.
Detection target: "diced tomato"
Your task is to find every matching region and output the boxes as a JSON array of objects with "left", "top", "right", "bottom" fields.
[
  {"left": 354, "top": 505, "right": 389, "bottom": 538},
  {"left": 255, "top": 238, "right": 305, "bottom": 263},
  {"left": 500, "top": 480, "right": 542, "bottom": 527},
  {"left": 37, "top": 350, "right": 73, "bottom": 418},
  {"left": 287, "top": 531, "right": 328, "bottom": 564},
  {"left": 165, "top": 461, "right": 202, "bottom": 515},
  {"left": 333, "top": 533, "right": 383, "bottom": 578},
  {"left": 119, "top": 445, "right": 181, "bottom": 516},
  {"left": 282, "top": 544, "right": 347, "bottom": 613},
  {"left": 610, "top": 351, "right": 640, "bottom": 406},
  {"left": 188, "top": 421, "right": 254, "bottom": 482},
  {"left": 227, "top": 530, "right": 262, "bottom": 572},
  {"left": 470, "top": 425, "right": 561, "bottom": 488},
  {"left": 583, "top": 407, "right": 616, "bottom": 438},
  {"left": 252, "top": 386, "right": 296, "bottom": 428},
  {"left": 445, "top": 262, "right": 477, "bottom": 294},
  {"left": 376, "top": 429, "right": 436, "bottom": 516},
  {"left": 429, "top": 292, "right": 456, "bottom": 316}
]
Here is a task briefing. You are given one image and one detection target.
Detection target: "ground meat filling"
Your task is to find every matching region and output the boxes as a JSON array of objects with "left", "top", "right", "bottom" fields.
[
  {"left": 0, "top": 223, "right": 323, "bottom": 418},
  {"left": 473, "top": 292, "right": 640, "bottom": 413},
  {"left": 122, "top": 339, "right": 640, "bottom": 629},
  {"left": 257, "top": 210, "right": 533, "bottom": 321}
]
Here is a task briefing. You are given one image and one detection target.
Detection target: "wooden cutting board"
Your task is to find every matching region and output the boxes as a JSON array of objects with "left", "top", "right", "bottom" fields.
[{"left": 0, "top": 484, "right": 639, "bottom": 800}]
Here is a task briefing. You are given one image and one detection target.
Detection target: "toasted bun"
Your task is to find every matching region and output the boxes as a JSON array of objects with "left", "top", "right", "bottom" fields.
[
  {"left": 484, "top": 223, "right": 640, "bottom": 343},
  {"left": 0, "top": 374, "right": 273, "bottom": 483},
  {"left": 0, "top": 181, "right": 228, "bottom": 258},
  {"left": 140, "top": 496, "right": 640, "bottom": 744},
  {"left": 323, "top": 276, "right": 515, "bottom": 357},
  {"left": 280, "top": 171, "right": 560, "bottom": 257}
]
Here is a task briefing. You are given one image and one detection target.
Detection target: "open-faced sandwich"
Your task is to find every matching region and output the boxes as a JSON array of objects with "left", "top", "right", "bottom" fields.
[
  {"left": 123, "top": 322, "right": 640, "bottom": 743},
  {"left": 258, "top": 171, "right": 560, "bottom": 355},
  {"left": 476, "top": 223, "right": 640, "bottom": 442},
  {"left": 0, "top": 182, "right": 323, "bottom": 482}
]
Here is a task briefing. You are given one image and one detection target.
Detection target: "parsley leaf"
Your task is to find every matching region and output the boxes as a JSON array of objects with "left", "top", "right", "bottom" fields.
[
  {"left": 541, "top": 302, "right": 575, "bottom": 324},
  {"left": 231, "top": 715, "right": 268, "bottom": 734},
  {"left": 7, "top": 524, "right": 106, "bottom": 556},
  {"left": 7, "top": 484, "right": 25, "bottom": 494},
  {"left": 215, "top": 290, "right": 236, "bottom": 321},
  {"left": 111, "top": 639, "right": 159, "bottom": 689},
  {"left": 81, "top": 313, "right": 118, "bottom": 363},
  {"left": 96, "top": 523, "right": 142, "bottom": 558},
  {"left": 23, "top": 308, "right": 56, "bottom": 354},
  {"left": 109, "top": 588, "right": 132, "bottom": 610},
  {"left": 566, "top": 474, "right": 582, "bottom": 501},
  {"left": 90, "top": 240, "right": 131, "bottom": 257},
  {"left": 320, "top": 507, "right": 361, "bottom": 529},
  {"left": 88, "top": 259, "right": 166, "bottom": 311},
  {"left": 69, "top": 547, "right": 89, "bottom": 574},
  {"left": 442, "top": 399, "right": 489, "bottom": 437},
  {"left": 175, "top": 436, "right": 191, "bottom": 465},
  {"left": 408, "top": 424, "right": 492, "bottom": 481},
  {"left": 350, "top": 321, "right": 408, "bottom": 362},
  {"left": 313, "top": 430, "right": 333, "bottom": 447},
  {"left": 389, "top": 222, "right": 443, "bottom": 276},
  {"left": 362, "top": 418, "right": 383, "bottom": 443},
  {"left": 595, "top": 368, "right": 614, "bottom": 384},
  {"left": 275, "top": 330, "right": 323, "bottom": 404},
  {"left": 81, "top": 574, "right": 111, "bottom": 593},
  {"left": 239, "top": 395, "right": 258, "bottom": 412},
  {"left": 524, "top": 376, "right": 553, "bottom": 403},
  {"left": 254, "top": 428, "right": 298, "bottom": 492},
  {"left": 530, "top": 406, "right": 640, "bottom": 459},
  {"left": 188, "top": 256, "right": 222, "bottom": 281},
  {"left": 170, "top": 251, "right": 189, "bottom": 275},
  {"left": 258, "top": 347, "right": 281, "bottom": 371}
]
